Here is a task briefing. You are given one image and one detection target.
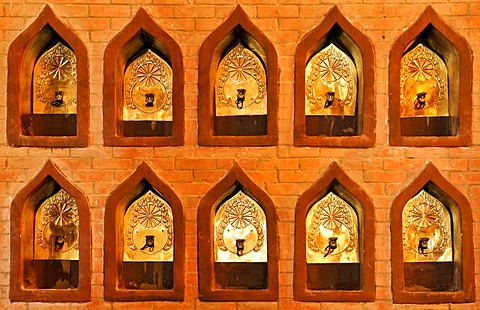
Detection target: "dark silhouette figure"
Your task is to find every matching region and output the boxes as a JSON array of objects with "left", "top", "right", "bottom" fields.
[{"left": 324, "top": 237, "right": 338, "bottom": 257}]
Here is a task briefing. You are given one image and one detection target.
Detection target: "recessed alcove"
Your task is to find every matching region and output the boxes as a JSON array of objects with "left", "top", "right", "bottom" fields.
[
  {"left": 389, "top": 6, "right": 472, "bottom": 147},
  {"left": 7, "top": 5, "right": 89, "bottom": 147},
  {"left": 294, "top": 6, "right": 375, "bottom": 147},
  {"left": 391, "top": 162, "right": 474, "bottom": 303},
  {"left": 198, "top": 5, "right": 278, "bottom": 146},
  {"left": 294, "top": 162, "right": 374, "bottom": 302},
  {"left": 104, "top": 162, "right": 184, "bottom": 301},
  {"left": 198, "top": 163, "right": 278, "bottom": 301},
  {"left": 10, "top": 160, "right": 91, "bottom": 302},
  {"left": 104, "top": 8, "right": 184, "bottom": 147}
]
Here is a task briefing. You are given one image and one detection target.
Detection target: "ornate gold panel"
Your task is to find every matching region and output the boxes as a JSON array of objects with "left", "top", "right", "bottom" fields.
[
  {"left": 123, "top": 191, "right": 174, "bottom": 262},
  {"left": 34, "top": 189, "right": 79, "bottom": 260},
  {"left": 402, "top": 190, "right": 452, "bottom": 262},
  {"left": 123, "top": 50, "right": 173, "bottom": 121},
  {"left": 305, "top": 44, "right": 357, "bottom": 116},
  {"left": 33, "top": 42, "right": 77, "bottom": 114},
  {"left": 215, "top": 43, "right": 267, "bottom": 116},
  {"left": 400, "top": 44, "right": 448, "bottom": 117},
  {"left": 214, "top": 191, "right": 267, "bottom": 263},
  {"left": 306, "top": 192, "right": 359, "bottom": 264}
]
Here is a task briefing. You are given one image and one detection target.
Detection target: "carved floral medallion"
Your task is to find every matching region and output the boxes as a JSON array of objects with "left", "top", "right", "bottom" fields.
[
  {"left": 214, "top": 191, "right": 267, "bottom": 262},
  {"left": 402, "top": 190, "right": 452, "bottom": 262},
  {"left": 305, "top": 44, "right": 357, "bottom": 116},
  {"left": 124, "top": 190, "right": 174, "bottom": 262},
  {"left": 123, "top": 50, "right": 173, "bottom": 121},
  {"left": 306, "top": 192, "right": 359, "bottom": 263},
  {"left": 400, "top": 44, "right": 448, "bottom": 117},
  {"left": 33, "top": 42, "right": 77, "bottom": 114},
  {"left": 34, "top": 189, "right": 79, "bottom": 260},
  {"left": 215, "top": 43, "right": 267, "bottom": 116}
]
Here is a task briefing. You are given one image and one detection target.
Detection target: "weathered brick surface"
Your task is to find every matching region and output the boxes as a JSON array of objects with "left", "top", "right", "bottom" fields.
[{"left": 2, "top": 0, "right": 480, "bottom": 308}]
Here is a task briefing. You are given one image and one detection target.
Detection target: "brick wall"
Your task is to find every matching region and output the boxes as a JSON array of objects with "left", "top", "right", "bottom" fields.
[{"left": 0, "top": 0, "right": 479, "bottom": 308}]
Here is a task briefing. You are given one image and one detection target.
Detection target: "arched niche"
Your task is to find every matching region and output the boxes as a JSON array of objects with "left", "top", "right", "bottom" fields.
[
  {"left": 10, "top": 160, "right": 91, "bottom": 302},
  {"left": 104, "top": 8, "right": 184, "bottom": 147},
  {"left": 294, "top": 162, "right": 374, "bottom": 301},
  {"left": 7, "top": 5, "right": 89, "bottom": 147},
  {"left": 198, "top": 5, "right": 278, "bottom": 146},
  {"left": 104, "top": 162, "right": 184, "bottom": 301},
  {"left": 198, "top": 163, "right": 278, "bottom": 301},
  {"left": 391, "top": 162, "right": 474, "bottom": 303},
  {"left": 294, "top": 6, "right": 375, "bottom": 148},
  {"left": 389, "top": 6, "right": 472, "bottom": 147}
]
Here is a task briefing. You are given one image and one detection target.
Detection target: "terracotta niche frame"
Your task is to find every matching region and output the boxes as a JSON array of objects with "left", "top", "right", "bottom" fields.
[
  {"left": 10, "top": 160, "right": 91, "bottom": 302},
  {"left": 104, "top": 162, "right": 184, "bottom": 301},
  {"left": 295, "top": 6, "right": 375, "bottom": 148},
  {"left": 104, "top": 8, "right": 184, "bottom": 147},
  {"left": 294, "top": 161, "right": 375, "bottom": 301},
  {"left": 198, "top": 5, "right": 278, "bottom": 146},
  {"left": 391, "top": 162, "right": 475, "bottom": 303},
  {"left": 7, "top": 5, "right": 89, "bottom": 147},
  {"left": 389, "top": 6, "right": 472, "bottom": 147},
  {"left": 198, "top": 163, "right": 279, "bottom": 301}
]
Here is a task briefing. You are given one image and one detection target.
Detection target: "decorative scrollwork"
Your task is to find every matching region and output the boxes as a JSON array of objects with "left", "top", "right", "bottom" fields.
[
  {"left": 214, "top": 191, "right": 267, "bottom": 262},
  {"left": 402, "top": 190, "right": 451, "bottom": 261},
  {"left": 305, "top": 44, "right": 357, "bottom": 116},
  {"left": 125, "top": 190, "right": 173, "bottom": 254},
  {"left": 35, "top": 189, "right": 79, "bottom": 254},
  {"left": 215, "top": 43, "right": 267, "bottom": 116},
  {"left": 400, "top": 44, "right": 448, "bottom": 117},
  {"left": 33, "top": 42, "right": 77, "bottom": 114},
  {"left": 124, "top": 50, "right": 172, "bottom": 115},
  {"left": 306, "top": 192, "right": 358, "bottom": 263}
]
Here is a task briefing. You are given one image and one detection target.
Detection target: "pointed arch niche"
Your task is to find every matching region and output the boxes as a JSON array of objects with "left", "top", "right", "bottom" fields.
[
  {"left": 7, "top": 5, "right": 89, "bottom": 147},
  {"left": 198, "top": 163, "right": 278, "bottom": 301},
  {"left": 10, "top": 161, "right": 91, "bottom": 302},
  {"left": 391, "top": 163, "right": 474, "bottom": 303},
  {"left": 104, "top": 162, "right": 184, "bottom": 301},
  {"left": 104, "top": 8, "right": 184, "bottom": 147},
  {"left": 294, "top": 162, "right": 374, "bottom": 301},
  {"left": 295, "top": 6, "right": 375, "bottom": 148},
  {"left": 389, "top": 6, "right": 472, "bottom": 147},
  {"left": 198, "top": 6, "right": 278, "bottom": 146}
]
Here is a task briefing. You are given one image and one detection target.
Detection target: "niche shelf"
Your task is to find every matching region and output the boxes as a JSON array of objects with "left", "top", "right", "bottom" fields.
[
  {"left": 104, "top": 162, "right": 184, "bottom": 301},
  {"left": 294, "top": 6, "right": 375, "bottom": 148},
  {"left": 198, "top": 163, "right": 278, "bottom": 301},
  {"left": 294, "top": 162, "right": 374, "bottom": 301},
  {"left": 389, "top": 6, "right": 472, "bottom": 147},
  {"left": 391, "top": 162, "right": 474, "bottom": 303},
  {"left": 7, "top": 5, "right": 89, "bottom": 147},
  {"left": 198, "top": 5, "right": 278, "bottom": 146},
  {"left": 104, "top": 8, "right": 184, "bottom": 147},
  {"left": 10, "top": 160, "right": 91, "bottom": 302}
]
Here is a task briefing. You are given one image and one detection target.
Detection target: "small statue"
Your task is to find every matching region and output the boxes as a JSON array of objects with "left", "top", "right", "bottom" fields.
[
  {"left": 50, "top": 91, "right": 64, "bottom": 107},
  {"left": 236, "top": 239, "right": 245, "bottom": 256},
  {"left": 414, "top": 92, "right": 427, "bottom": 110},
  {"left": 141, "top": 235, "right": 155, "bottom": 252},
  {"left": 235, "top": 89, "right": 246, "bottom": 109},
  {"left": 324, "top": 91, "right": 335, "bottom": 108},
  {"left": 54, "top": 235, "right": 65, "bottom": 252},
  {"left": 418, "top": 237, "right": 429, "bottom": 256},
  {"left": 324, "top": 237, "right": 338, "bottom": 257},
  {"left": 145, "top": 93, "right": 155, "bottom": 107}
]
